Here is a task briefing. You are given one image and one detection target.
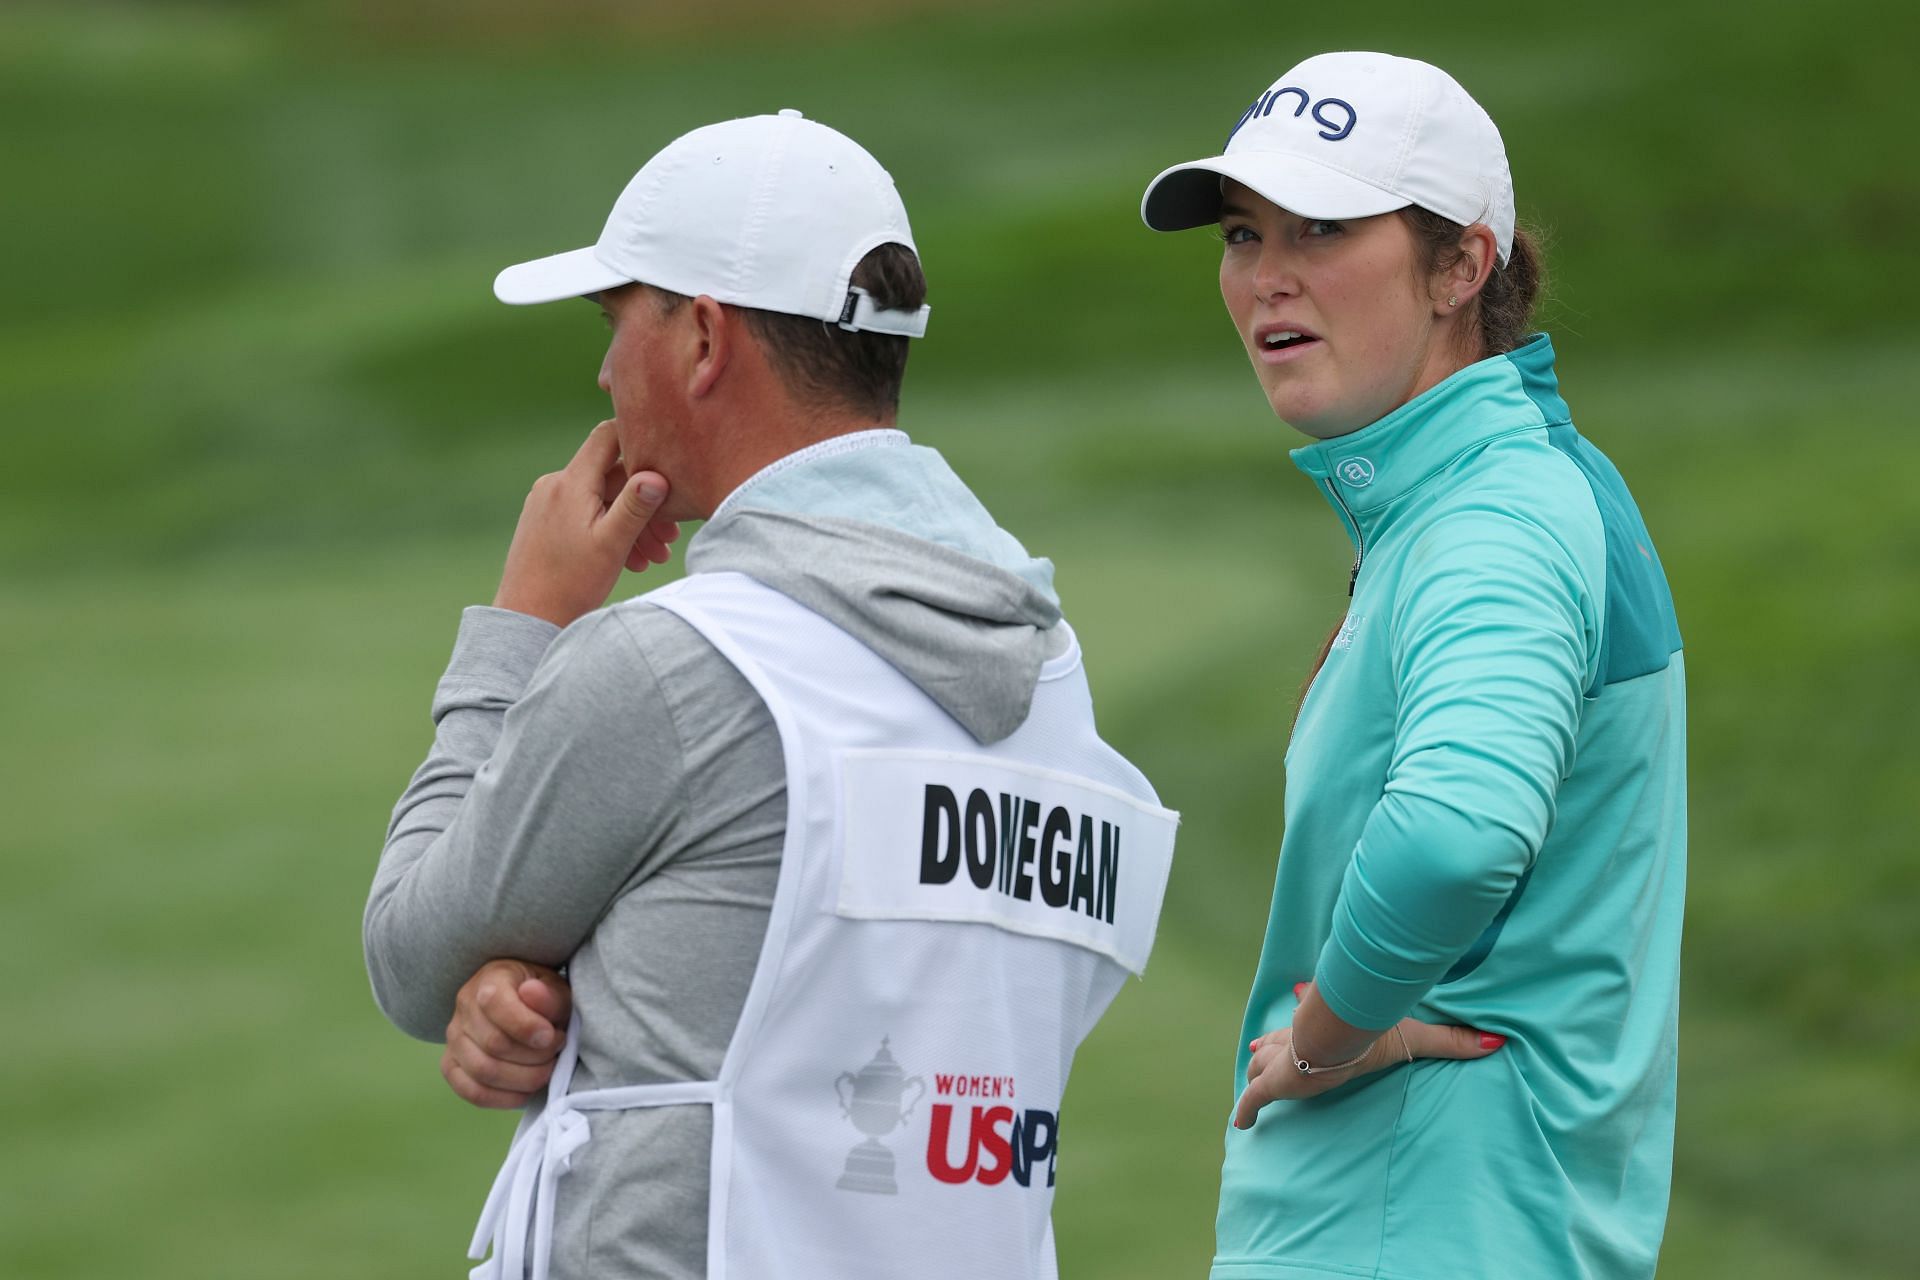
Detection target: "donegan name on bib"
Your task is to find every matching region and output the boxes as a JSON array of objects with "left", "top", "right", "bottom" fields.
[{"left": 837, "top": 750, "right": 1177, "bottom": 973}]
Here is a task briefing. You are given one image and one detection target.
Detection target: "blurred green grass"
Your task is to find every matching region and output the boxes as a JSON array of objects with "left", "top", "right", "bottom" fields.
[{"left": 3, "top": 1, "right": 1917, "bottom": 1276}]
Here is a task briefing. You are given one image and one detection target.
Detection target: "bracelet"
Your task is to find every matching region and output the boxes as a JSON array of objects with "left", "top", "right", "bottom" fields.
[{"left": 1289, "top": 1030, "right": 1373, "bottom": 1076}]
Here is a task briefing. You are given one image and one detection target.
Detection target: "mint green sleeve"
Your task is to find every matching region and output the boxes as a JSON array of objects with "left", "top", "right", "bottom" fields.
[{"left": 1312, "top": 510, "right": 1595, "bottom": 1030}]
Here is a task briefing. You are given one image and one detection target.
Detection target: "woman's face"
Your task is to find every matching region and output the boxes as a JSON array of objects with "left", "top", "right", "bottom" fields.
[{"left": 1217, "top": 179, "right": 1456, "bottom": 439}]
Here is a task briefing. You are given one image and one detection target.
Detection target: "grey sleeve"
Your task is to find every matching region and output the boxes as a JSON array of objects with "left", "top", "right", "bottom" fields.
[{"left": 363, "top": 603, "right": 697, "bottom": 1041}]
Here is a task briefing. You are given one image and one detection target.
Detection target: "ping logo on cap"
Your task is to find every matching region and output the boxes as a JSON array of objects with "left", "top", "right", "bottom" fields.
[{"left": 1227, "top": 85, "right": 1357, "bottom": 146}]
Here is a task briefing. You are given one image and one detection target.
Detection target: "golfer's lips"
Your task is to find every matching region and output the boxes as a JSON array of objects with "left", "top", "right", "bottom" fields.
[{"left": 1253, "top": 321, "right": 1323, "bottom": 363}]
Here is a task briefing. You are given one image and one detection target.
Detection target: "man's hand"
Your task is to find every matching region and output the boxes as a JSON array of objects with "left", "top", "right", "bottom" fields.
[
  {"left": 440, "top": 959, "right": 574, "bottom": 1109},
  {"left": 1231, "top": 981, "right": 1506, "bottom": 1129},
  {"left": 493, "top": 420, "right": 681, "bottom": 628}
]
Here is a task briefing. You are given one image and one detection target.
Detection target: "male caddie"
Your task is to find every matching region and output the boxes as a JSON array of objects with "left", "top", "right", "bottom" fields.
[{"left": 362, "top": 111, "right": 1178, "bottom": 1280}]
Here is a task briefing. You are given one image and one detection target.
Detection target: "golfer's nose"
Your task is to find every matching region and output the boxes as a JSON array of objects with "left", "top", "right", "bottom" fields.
[{"left": 1252, "top": 242, "right": 1303, "bottom": 302}]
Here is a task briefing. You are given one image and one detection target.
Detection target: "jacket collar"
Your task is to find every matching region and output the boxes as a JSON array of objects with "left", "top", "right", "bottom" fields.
[
  {"left": 692, "top": 429, "right": 1059, "bottom": 603},
  {"left": 1289, "top": 334, "right": 1570, "bottom": 539}
]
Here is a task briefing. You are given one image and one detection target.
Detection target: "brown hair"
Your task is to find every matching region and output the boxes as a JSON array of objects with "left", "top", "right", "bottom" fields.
[
  {"left": 1398, "top": 207, "right": 1546, "bottom": 358},
  {"left": 647, "top": 242, "right": 926, "bottom": 419}
]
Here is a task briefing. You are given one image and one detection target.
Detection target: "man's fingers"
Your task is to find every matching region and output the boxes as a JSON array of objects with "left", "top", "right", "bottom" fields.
[
  {"left": 624, "top": 530, "right": 676, "bottom": 572},
  {"left": 473, "top": 977, "right": 563, "bottom": 1056},
  {"left": 566, "top": 420, "right": 623, "bottom": 480},
  {"left": 627, "top": 516, "right": 682, "bottom": 569},
  {"left": 448, "top": 1030, "right": 559, "bottom": 1094},
  {"left": 441, "top": 1050, "right": 539, "bottom": 1110},
  {"left": 598, "top": 469, "right": 669, "bottom": 553},
  {"left": 461, "top": 1018, "right": 557, "bottom": 1066},
  {"left": 601, "top": 458, "right": 630, "bottom": 508},
  {"left": 622, "top": 470, "right": 670, "bottom": 522},
  {"left": 517, "top": 975, "right": 573, "bottom": 1029},
  {"left": 624, "top": 533, "right": 672, "bottom": 573},
  {"left": 1401, "top": 1019, "right": 1508, "bottom": 1061}
]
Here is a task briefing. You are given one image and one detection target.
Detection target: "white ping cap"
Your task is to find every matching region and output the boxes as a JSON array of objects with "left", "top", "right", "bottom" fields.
[
  {"left": 493, "top": 109, "right": 930, "bottom": 337},
  {"left": 1141, "top": 52, "right": 1515, "bottom": 264}
]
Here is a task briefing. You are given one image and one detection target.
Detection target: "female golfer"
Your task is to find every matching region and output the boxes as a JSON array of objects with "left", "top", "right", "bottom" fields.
[{"left": 1140, "top": 52, "right": 1685, "bottom": 1279}]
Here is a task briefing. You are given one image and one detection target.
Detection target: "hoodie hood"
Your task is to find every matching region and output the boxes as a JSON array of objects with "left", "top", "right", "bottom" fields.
[{"left": 686, "top": 436, "right": 1064, "bottom": 744}]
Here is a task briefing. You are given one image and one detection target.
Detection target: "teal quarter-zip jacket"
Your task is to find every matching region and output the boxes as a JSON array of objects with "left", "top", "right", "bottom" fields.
[{"left": 1213, "top": 336, "right": 1686, "bottom": 1280}]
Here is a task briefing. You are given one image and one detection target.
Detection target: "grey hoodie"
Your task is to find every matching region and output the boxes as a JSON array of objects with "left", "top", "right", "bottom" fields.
[{"left": 365, "top": 433, "right": 1065, "bottom": 1280}]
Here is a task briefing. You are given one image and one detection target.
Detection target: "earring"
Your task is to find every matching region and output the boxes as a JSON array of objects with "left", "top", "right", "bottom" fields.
[{"left": 1447, "top": 296, "right": 1459, "bottom": 308}]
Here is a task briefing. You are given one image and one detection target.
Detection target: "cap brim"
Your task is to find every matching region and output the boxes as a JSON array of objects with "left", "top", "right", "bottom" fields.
[
  {"left": 1141, "top": 153, "right": 1411, "bottom": 231},
  {"left": 492, "top": 246, "right": 634, "bottom": 305}
]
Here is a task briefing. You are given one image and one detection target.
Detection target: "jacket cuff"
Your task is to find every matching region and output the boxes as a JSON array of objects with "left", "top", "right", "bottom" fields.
[
  {"left": 432, "top": 606, "right": 562, "bottom": 716},
  {"left": 1312, "top": 931, "right": 1425, "bottom": 1032}
]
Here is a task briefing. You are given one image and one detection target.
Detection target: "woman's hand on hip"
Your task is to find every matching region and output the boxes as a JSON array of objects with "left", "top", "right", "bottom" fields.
[{"left": 1232, "top": 981, "right": 1507, "bottom": 1129}]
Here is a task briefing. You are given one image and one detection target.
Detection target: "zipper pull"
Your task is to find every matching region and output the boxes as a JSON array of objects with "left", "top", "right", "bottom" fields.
[{"left": 1348, "top": 561, "right": 1360, "bottom": 597}]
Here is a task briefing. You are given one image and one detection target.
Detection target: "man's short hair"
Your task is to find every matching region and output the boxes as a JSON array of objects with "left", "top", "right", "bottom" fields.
[{"left": 649, "top": 242, "right": 927, "bottom": 419}]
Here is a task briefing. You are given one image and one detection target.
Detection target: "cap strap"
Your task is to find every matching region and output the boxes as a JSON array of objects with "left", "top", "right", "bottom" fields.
[{"left": 836, "top": 285, "right": 930, "bottom": 338}]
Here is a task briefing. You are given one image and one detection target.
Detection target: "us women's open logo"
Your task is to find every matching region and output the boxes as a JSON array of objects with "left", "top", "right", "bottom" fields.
[
  {"left": 832, "top": 1042, "right": 1061, "bottom": 1194},
  {"left": 925, "top": 1072, "right": 1059, "bottom": 1189}
]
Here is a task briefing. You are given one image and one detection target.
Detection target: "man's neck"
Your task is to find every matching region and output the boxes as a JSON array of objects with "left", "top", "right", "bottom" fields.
[
  {"left": 697, "top": 410, "right": 898, "bottom": 519},
  {"left": 706, "top": 426, "right": 908, "bottom": 525}
]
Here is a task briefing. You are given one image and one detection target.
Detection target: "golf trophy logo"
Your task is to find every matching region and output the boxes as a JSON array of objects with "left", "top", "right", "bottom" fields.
[{"left": 833, "top": 1037, "right": 925, "bottom": 1194}]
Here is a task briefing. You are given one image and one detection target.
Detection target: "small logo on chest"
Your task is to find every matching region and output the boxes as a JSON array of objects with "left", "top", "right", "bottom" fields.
[{"left": 1337, "top": 457, "right": 1375, "bottom": 488}]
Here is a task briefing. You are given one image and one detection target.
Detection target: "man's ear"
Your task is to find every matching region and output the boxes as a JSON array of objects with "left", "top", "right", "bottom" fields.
[
  {"left": 1434, "top": 222, "right": 1499, "bottom": 314},
  {"left": 687, "top": 295, "right": 732, "bottom": 399}
]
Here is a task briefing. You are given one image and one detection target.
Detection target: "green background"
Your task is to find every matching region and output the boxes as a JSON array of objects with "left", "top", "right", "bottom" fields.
[{"left": 4, "top": 1, "right": 1916, "bottom": 1275}]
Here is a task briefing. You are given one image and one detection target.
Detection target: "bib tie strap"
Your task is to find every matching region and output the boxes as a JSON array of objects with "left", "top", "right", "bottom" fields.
[{"left": 467, "top": 1010, "right": 720, "bottom": 1280}]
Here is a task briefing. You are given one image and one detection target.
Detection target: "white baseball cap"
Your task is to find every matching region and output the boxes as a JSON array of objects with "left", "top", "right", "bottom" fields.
[
  {"left": 1141, "top": 52, "right": 1515, "bottom": 264},
  {"left": 493, "top": 109, "right": 930, "bottom": 337}
]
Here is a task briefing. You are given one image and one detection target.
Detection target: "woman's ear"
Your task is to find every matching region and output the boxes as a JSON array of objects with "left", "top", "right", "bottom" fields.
[{"left": 1434, "top": 222, "right": 1500, "bottom": 315}]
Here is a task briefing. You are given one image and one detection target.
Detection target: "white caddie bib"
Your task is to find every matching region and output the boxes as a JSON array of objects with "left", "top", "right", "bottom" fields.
[{"left": 468, "top": 572, "right": 1178, "bottom": 1280}]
